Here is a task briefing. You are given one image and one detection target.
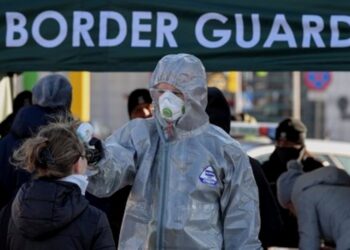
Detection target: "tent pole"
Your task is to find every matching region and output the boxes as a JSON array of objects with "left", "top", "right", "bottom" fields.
[
  {"left": 7, "top": 72, "right": 15, "bottom": 102},
  {"left": 292, "top": 71, "right": 301, "bottom": 119}
]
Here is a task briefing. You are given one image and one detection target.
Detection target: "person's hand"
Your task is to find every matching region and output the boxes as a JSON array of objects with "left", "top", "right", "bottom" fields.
[
  {"left": 320, "top": 240, "right": 336, "bottom": 250},
  {"left": 320, "top": 246, "right": 335, "bottom": 250},
  {"left": 297, "top": 146, "right": 306, "bottom": 163},
  {"left": 86, "top": 137, "right": 104, "bottom": 165}
]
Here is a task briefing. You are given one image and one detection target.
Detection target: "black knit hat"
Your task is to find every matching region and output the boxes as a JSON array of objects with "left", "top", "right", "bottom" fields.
[
  {"left": 205, "top": 87, "right": 231, "bottom": 134},
  {"left": 275, "top": 118, "right": 307, "bottom": 145},
  {"left": 127, "top": 89, "right": 152, "bottom": 117}
]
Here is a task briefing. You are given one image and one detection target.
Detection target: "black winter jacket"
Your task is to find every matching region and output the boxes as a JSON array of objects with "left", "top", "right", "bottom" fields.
[
  {"left": 0, "top": 105, "right": 64, "bottom": 209},
  {"left": 249, "top": 157, "right": 283, "bottom": 249},
  {"left": 261, "top": 150, "right": 323, "bottom": 247},
  {"left": 6, "top": 179, "right": 115, "bottom": 250}
]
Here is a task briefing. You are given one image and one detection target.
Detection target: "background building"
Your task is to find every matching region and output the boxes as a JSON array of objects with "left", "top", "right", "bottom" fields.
[{"left": 1, "top": 71, "right": 350, "bottom": 141}]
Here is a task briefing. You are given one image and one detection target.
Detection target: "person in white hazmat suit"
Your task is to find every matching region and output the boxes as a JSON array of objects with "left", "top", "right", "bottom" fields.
[{"left": 87, "top": 53, "right": 261, "bottom": 249}]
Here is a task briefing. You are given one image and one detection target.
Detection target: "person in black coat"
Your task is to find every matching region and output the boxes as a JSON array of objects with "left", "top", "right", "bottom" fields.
[
  {"left": 261, "top": 118, "right": 323, "bottom": 185},
  {"left": 0, "top": 106, "right": 61, "bottom": 250},
  {"left": 261, "top": 117, "right": 324, "bottom": 247},
  {"left": 0, "top": 90, "right": 32, "bottom": 138},
  {"left": 205, "top": 87, "right": 283, "bottom": 249},
  {"left": 0, "top": 74, "right": 73, "bottom": 210},
  {"left": 0, "top": 75, "right": 74, "bottom": 249},
  {"left": 4, "top": 121, "right": 115, "bottom": 250},
  {"left": 0, "top": 105, "right": 70, "bottom": 210}
]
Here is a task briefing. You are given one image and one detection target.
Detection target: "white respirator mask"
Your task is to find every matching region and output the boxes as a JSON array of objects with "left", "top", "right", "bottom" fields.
[{"left": 158, "top": 91, "right": 185, "bottom": 122}]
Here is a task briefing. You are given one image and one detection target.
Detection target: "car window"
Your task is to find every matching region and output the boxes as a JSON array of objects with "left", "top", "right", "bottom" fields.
[
  {"left": 240, "top": 138, "right": 350, "bottom": 171},
  {"left": 334, "top": 155, "right": 350, "bottom": 174}
]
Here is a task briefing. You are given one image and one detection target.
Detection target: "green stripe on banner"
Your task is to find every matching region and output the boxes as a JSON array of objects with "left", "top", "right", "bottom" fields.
[{"left": 23, "top": 72, "right": 38, "bottom": 90}]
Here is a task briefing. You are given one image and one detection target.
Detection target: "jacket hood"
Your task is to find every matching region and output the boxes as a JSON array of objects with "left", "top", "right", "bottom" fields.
[
  {"left": 10, "top": 105, "right": 56, "bottom": 139},
  {"left": 205, "top": 87, "right": 231, "bottom": 134},
  {"left": 13, "top": 90, "right": 32, "bottom": 113},
  {"left": 32, "top": 74, "right": 72, "bottom": 109},
  {"left": 149, "top": 53, "right": 209, "bottom": 133},
  {"left": 277, "top": 160, "right": 304, "bottom": 208},
  {"left": 293, "top": 166, "right": 350, "bottom": 196},
  {"left": 11, "top": 179, "right": 88, "bottom": 239}
]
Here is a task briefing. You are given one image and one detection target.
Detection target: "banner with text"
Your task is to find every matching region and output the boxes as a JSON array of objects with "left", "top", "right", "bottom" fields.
[{"left": 1, "top": 0, "right": 350, "bottom": 71}]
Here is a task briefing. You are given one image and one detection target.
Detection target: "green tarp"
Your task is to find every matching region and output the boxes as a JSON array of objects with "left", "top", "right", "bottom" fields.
[{"left": 1, "top": 0, "right": 350, "bottom": 71}]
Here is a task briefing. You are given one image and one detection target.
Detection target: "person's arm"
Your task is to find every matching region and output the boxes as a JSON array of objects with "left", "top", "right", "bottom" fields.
[
  {"left": 294, "top": 193, "right": 321, "bottom": 250},
  {"left": 220, "top": 146, "right": 261, "bottom": 249},
  {"left": 91, "top": 212, "right": 116, "bottom": 250},
  {"left": 87, "top": 122, "right": 138, "bottom": 198}
]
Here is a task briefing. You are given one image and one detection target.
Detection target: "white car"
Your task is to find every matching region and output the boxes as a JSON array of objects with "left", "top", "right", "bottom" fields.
[
  {"left": 231, "top": 121, "right": 350, "bottom": 172},
  {"left": 240, "top": 139, "right": 350, "bottom": 174}
]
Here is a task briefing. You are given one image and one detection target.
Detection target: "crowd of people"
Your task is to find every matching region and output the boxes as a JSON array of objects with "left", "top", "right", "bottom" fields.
[{"left": 0, "top": 53, "right": 349, "bottom": 250}]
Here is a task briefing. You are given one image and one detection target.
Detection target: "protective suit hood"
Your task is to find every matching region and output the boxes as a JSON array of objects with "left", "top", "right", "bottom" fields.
[{"left": 150, "top": 54, "right": 209, "bottom": 134}]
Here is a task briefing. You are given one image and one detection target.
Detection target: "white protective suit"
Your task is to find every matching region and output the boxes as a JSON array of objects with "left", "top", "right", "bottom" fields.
[{"left": 88, "top": 54, "right": 261, "bottom": 249}]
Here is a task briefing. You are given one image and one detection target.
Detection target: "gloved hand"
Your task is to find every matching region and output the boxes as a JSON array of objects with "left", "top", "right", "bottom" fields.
[
  {"left": 86, "top": 137, "right": 104, "bottom": 165},
  {"left": 76, "top": 122, "right": 104, "bottom": 166}
]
